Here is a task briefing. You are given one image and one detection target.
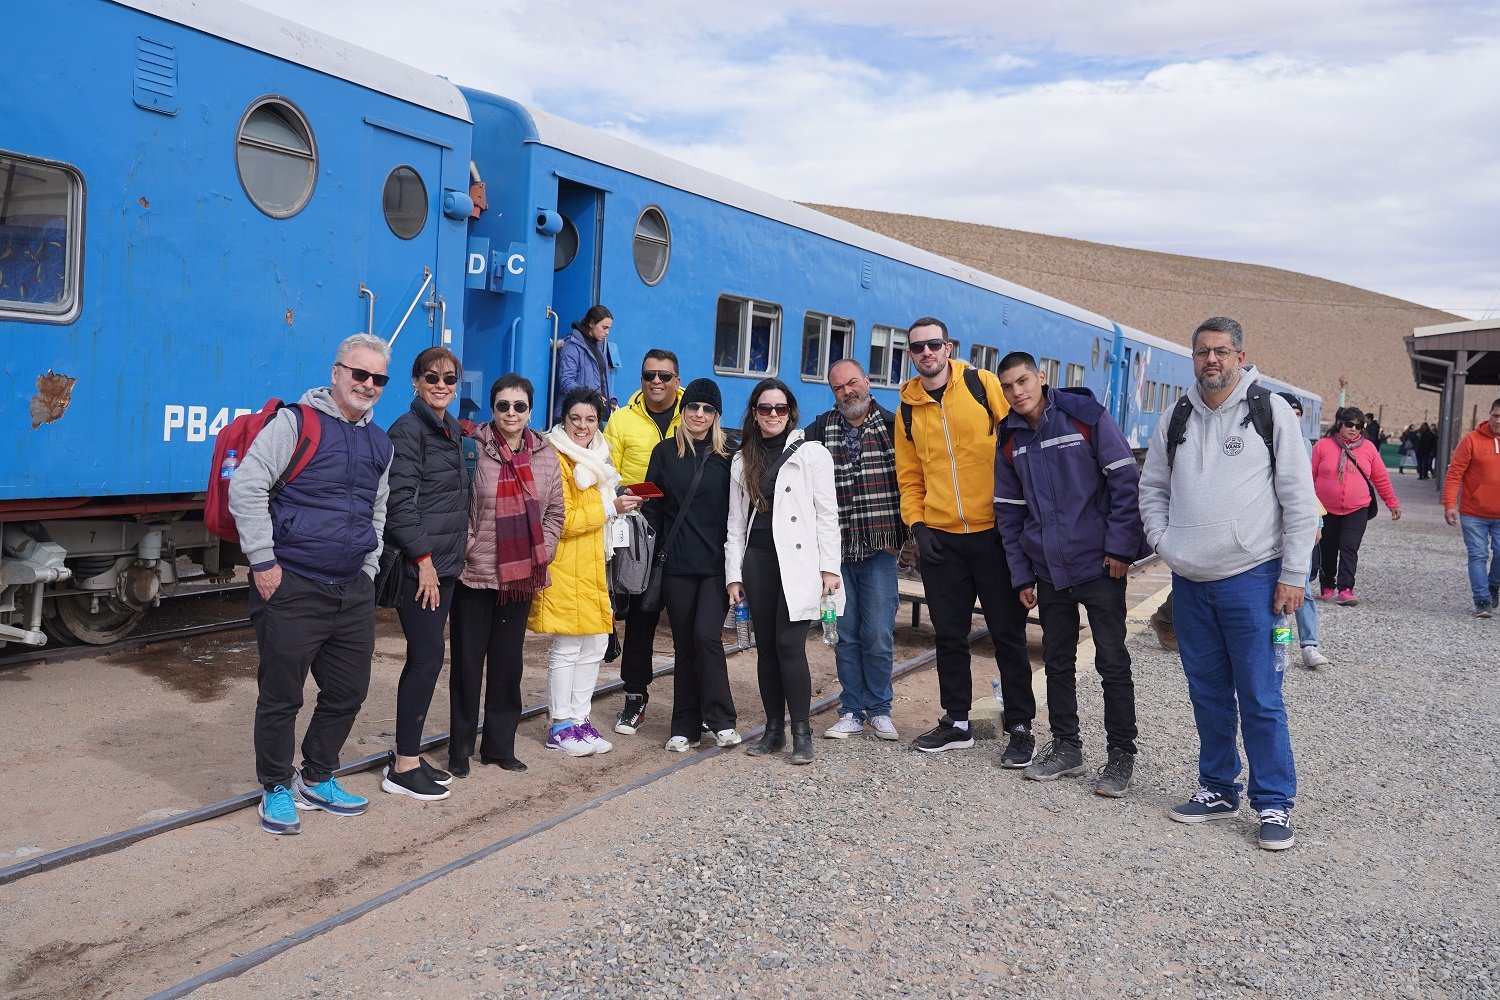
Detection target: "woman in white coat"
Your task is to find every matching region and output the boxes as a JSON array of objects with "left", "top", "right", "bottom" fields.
[{"left": 726, "top": 378, "right": 843, "bottom": 764}]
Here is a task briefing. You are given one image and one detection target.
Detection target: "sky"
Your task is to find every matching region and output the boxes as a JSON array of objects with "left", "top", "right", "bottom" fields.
[{"left": 244, "top": 0, "right": 1500, "bottom": 319}]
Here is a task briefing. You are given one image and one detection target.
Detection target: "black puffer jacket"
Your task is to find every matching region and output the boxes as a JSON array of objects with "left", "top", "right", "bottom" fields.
[{"left": 385, "top": 400, "right": 470, "bottom": 579}]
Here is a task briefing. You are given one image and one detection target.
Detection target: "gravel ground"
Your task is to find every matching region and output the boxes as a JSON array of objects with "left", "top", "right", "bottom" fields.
[{"left": 195, "top": 478, "right": 1498, "bottom": 999}]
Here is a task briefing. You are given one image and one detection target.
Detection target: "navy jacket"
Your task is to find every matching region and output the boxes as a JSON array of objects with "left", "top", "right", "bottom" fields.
[
  {"left": 385, "top": 400, "right": 470, "bottom": 580},
  {"left": 993, "top": 386, "right": 1148, "bottom": 590}
]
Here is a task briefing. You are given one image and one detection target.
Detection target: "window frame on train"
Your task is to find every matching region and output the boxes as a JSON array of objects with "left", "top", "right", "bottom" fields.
[
  {"left": 381, "top": 165, "right": 428, "bottom": 239},
  {"left": 800, "top": 311, "right": 853, "bottom": 383},
  {"left": 714, "top": 294, "right": 780, "bottom": 377},
  {"left": 0, "top": 150, "right": 84, "bottom": 324},
  {"left": 970, "top": 342, "right": 999, "bottom": 374},
  {"left": 1065, "top": 362, "right": 1085, "bottom": 387},
  {"left": 633, "top": 206, "right": 670, "bottom": 285},
  {"left": 868, "top": 323, "right": 909, "bottom": 388},
  {"left": 234, "top": 96, "right": 317, "bottom": 219},
  {"left": 1039, "top": 356, "right": 1061, "bottom": 387}
]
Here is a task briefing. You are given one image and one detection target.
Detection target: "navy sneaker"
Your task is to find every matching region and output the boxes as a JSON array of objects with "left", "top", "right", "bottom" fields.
[
  {"left": 1257, "top": 808, "right": 1296, "bottom": 850},
  {"left": 1169, "top": 786, "right": 1240, "bottom": 823},
  {"left": 258, "top": 785, "right": 300, "bottom": 835},
  {"left": 999, "top": 723, "right": 1036, "bottom": 768},
  {"left": 912, "top": 716, "right": 974, "bottom": 753},
  {"left": 292, "top": 772, "right": 369, "bottom": 817}
]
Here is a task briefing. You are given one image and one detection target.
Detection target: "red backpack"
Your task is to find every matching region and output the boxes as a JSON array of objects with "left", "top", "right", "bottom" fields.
[{"left": 205, "top": 400, "right": 322, "bottom": 543}]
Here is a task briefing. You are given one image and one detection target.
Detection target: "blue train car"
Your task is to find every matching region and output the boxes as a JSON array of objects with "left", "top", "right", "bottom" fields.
[{"left": 0, "top": 0, "right": 472, "bottom": 644}]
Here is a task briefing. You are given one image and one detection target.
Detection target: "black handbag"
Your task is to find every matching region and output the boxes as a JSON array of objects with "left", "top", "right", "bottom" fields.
[
  {"left": 638, "top": 451, "right": 711, "bottom": 614},
  {"left": 1345, "top": 448, "right": 1380, "bottom": 520}
]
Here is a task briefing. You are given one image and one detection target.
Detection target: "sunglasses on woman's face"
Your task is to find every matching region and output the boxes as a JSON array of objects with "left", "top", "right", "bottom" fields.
[
  {"left": 492, "top": 399, "right": 530, "bottom": 414},
  {"left": 684, "top": 402, "right": 718, "bottom": 415},
  {"left": 1343, "top": 420, "right": 1365, "bottom": 430},
  {"left": 422, "top": 372, "right": 459, "bottom": 386},
  {"left": 755, "top": 402, "right": 790, "bottom": 416}
]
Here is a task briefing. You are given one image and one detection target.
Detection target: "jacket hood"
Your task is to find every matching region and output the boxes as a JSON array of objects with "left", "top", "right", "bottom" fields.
[
  {"left": 300, "top": 386, "right": 378, "bottom": 426},
  {"left": 899, "top": 358, "right": 974, "bottom": 405}
]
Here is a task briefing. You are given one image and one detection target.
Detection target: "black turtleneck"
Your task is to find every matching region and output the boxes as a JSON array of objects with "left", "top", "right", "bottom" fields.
[{"left": 748, "top": 429, "right": 792, "bottom": 547}]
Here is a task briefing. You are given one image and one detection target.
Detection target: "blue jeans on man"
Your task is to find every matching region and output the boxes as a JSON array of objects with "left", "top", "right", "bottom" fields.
[
  {"left": 1295, "top": 546, "right": 1319, "bottom": 647},
  {"left": 1172, "top": 559, "right": 1297, "bottom": 812},
  {"left": 833, "top": 551, "right": 898, "bottom": 719},
  {"left": 1459, "top": 515, "right": 1500, "bottom": 608}
]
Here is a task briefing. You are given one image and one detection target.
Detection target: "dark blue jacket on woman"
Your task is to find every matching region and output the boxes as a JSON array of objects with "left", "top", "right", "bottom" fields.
[{"left": 385, "top": 400, "right": 470, "bottom": 579}]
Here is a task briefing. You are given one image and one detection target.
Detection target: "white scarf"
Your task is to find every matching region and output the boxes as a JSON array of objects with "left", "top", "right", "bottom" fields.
[{"left": 546, "top": 424, "right": 621, "bottom": 552}]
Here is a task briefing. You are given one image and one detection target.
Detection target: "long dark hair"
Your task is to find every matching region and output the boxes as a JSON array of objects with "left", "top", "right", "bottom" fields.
[
  {"left": 1327, "top": 406, "right": 1363, "bottom": 438},
  {"left": 738, "top": 378, "right": 800, "bottom": 513}
]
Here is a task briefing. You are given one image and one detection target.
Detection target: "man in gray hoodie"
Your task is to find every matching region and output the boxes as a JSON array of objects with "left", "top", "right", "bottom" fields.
[
  {"left": 228, "top": 333, "right": 394, "bottom": 835},
  {"left": 1138, "top": 317, "right": 1317, "bottom": 851}
]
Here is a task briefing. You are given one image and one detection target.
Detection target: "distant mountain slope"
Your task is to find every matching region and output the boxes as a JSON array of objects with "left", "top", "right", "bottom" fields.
[{"left": 809, "top": 204, "right": 1467, "bottom": 429}]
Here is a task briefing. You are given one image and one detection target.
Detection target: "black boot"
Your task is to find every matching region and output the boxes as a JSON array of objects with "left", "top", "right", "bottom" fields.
[
  {"left": 744, "top": 721, "right": 785, "bottom": 757},
  {"left": 790, "top": 722, "right": 814, "bottom": 765}
]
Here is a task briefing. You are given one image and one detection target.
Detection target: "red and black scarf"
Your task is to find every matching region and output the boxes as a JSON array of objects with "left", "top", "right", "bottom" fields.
[{"left": 492, "top": 427, "right": 549, "bottom": 602}]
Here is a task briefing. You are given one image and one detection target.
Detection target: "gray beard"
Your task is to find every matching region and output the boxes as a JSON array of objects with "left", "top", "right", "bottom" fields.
[
  {"left": 837, "top": 394, "right": 873, "bottom": 422},
  {"left": 1196, "top": 367, "right": 1238, "bottom": 393}
]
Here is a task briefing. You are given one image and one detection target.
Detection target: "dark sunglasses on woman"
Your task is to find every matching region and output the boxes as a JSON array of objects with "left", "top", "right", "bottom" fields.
[
  {"left": 492, "top": 400, "right": 530, "bottom": 414},
  {"left": 1343, "top": 420, "right": 1365, "bottom": 430},
  {"left": 422, "top": 372, "right": 459, "bottom": 386},
  {"left": 684, "top": 401, "right": 717, "bottom": 415},
  {"left": 755, "top": 402, "right": 790, "bottom": 416}
]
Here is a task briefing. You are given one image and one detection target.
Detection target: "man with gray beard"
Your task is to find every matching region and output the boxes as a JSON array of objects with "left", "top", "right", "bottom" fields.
[{"left": 805, "top": 359, "right": 905, "bottom": 740}]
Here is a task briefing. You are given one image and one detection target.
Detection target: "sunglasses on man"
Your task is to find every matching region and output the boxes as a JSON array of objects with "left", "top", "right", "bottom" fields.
[
  {"left": 336, "top": 362, "right": 390, "bottom": 387},
  {"left": 492, "top": 400, "right": 530, "bottom": 414},
  {"left": 641, "top": 370, "right": 677, "bottom": 383},
  {"left": 422, "top": 372, "right": 459, "bottom": 386},
  {"left": 907, "top": 339, "right": 948, "bottom": 355}
]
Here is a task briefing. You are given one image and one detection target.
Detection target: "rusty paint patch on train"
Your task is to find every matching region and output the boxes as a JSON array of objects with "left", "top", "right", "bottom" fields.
[{"left": 30, "top": 370, "right": 76, "bottom": 428}]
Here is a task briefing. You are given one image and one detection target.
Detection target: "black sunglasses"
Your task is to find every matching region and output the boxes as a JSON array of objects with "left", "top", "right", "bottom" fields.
[
  {"left": 684, "top": 401, "right": 718, "bottom": 415},
  {"left": 1343, "top": 420, "right": 1365, "bottom": 430},
  {"left": 422, "top": 372, "right": 459, "bottom": 386},
  {"left": 641, "top": 370, "right": 678, "bottom": 383},
  {"left": 336, "top": 362, "right": 390, "bottom": 387},
  {"left": 755, "top": 402, "right": 790, "bottom": 416},
  {"left": 492, "top": 399, "right": 530, "bottom": 414},
  {"left": 907, "top": 339, "right": 948, "bottom": 354}
]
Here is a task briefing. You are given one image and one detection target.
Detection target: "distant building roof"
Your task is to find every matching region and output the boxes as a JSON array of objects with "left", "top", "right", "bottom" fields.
[{"left": 1407, "top": 319, "right": 1500, "bottom": 390}]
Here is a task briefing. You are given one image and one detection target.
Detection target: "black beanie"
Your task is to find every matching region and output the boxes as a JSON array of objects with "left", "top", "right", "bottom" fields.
[{"left": 681, "top": 378, "right": 722, "bottom": 413}]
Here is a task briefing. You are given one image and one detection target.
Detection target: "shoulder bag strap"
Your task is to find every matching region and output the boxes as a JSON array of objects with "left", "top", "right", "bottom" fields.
[{"left": 657, "top": 450, "right": 712, "bottom": 561}]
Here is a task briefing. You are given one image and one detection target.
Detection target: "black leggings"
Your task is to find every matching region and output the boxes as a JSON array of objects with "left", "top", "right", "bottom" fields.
[
  {"left": 1319, "top": 510, "right": 1370, "bottom": 592},
  {"left": 661, "top": 573, "right": 735, "bottom": 738},
  {"left": 742, "top": 544, "right": 812, "bottom": 726},
  {"left": 449, "top": 583, "right": 531, "bottom": 762},
  {"left": 393, "top": 575, "right": 455, "bottom": 757}
]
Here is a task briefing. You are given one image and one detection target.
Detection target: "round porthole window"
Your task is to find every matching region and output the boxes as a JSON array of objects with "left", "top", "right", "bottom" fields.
[
  {"left": 633, "top": 206, "right": 670, "bottom": 285},
  {"left": 382, "top": 166, "right": 428, "bottom": 239},
  {"left": 554, "top": 216, "right": 579, "bottom": 271},
  {"left": 235, "top": 97, "right": 316, "bottom": 218}
]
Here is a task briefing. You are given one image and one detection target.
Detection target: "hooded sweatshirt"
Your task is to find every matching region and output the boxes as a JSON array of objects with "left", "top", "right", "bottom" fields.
[{"left": 1442, "top": 418, "right": 1500, "bottom": 518}]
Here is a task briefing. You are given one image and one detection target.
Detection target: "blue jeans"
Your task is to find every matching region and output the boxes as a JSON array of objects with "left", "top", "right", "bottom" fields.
[
  {"left": 1460, "top": 515, "right": 1500, "bottom": 607},
  {"left": 833, "top": 551, "right": 898, "bottom": 719},
  {"left": 1173, "top": 559, "right": 1297, "bottom": 812},
  {"left": 1296, "top": 550, "right": 1319, "bottom": 647}
]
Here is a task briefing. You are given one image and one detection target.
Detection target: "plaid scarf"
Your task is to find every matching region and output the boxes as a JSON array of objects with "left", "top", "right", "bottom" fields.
[
  {"left": 820, "top": 408, "right": 903, "bottom": 561},
  {"left": 492, "top": 426, "right": 549, "bottom": 602}
]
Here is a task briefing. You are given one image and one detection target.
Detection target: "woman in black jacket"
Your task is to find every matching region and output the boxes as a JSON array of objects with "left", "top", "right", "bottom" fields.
[
  {"left": 643, "top": 378, "right": 739, "bottom": 751},
  {"left": 381, "top": 346, "right": 469, "bottom": 800}
]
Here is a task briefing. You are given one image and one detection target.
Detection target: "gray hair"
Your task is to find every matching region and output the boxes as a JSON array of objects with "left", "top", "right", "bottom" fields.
[
  {"left": 828, "top": 357, "right": 866, "bottom": 381},
  {"left": 1191, "top": 316, "right": 1244, "bottom": 351},
  {"left": 335, "top": 333, "right": 391, "bottom": 363}
]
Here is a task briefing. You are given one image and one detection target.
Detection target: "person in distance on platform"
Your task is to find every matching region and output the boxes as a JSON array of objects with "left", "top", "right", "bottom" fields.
[
  {"left": 642, "top": 378, "right": 738, "bottom": 751},
  {"left": 448, "top": 375, "right": 564, "bottom": 776},
  {"left": 380, "top": 347, "right": 470, "bottom": 802},
  {"left": 993, "top": 351, "right": 1147, "bottom": 797},
  {"left": 554, "top": 304, "right": 615, "bottom": 422},
  {"left": 726, "top": 379, "right": 843, "bottom": 765},
  {"left": 1310, "top": 406, "right": 1401, "bottom": 606},
  {"left": 605, "top": 349, "right": 685, "bottom": 735},
  {"left": 1363, "top": 412, "right": 1383, "bottom": 447},
  {"left": 805, "top": 359, "right": 905, "bottom": 742},
  {"left": 1274, "top": 393, "right": 1330, "bottom": 669},
  {"left": 531, "top": 388, "right": 643, "bottom": 756},
  {"left": 1442, "top": 397, "right": 1500, "bottom": 618},
  {"left": 894, "top": 317, "right": 1035, "bottom": 761},
  {"left": 1139, "top": 317, "right": 1318, "bottom": 851},
  {"left": 1417, "top": 421, "right": 1438, "bottom": 481},
  {"left": 229, "top": 333, "right": 394, "bottom": 836}
]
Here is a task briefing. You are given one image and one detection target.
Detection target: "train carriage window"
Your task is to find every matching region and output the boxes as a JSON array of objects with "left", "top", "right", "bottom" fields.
[
  {"left": 801, "top": 312, "right": 853, "bottom": 382},
  {"left": 634, "top": 207, "right": 670, "bottom": 285},
  {"left": 1143, "top": 381, "right": 1156, "bottom": 412},
  {"left": 868, "top": 324, "right": 908, "bottom": 387},
  {"left": 1039, "top": 356, "right": 1061, "bottom": 387},
  {"left": 0, "top": 153, "right": 83, "bottom": 323},
  {"left": 382, "top": 166, "right": 427, "bottom": 239},
  {"left": 715, "top": 295, "right": 780, "bottom": 376},
  {"left": 235, "top": 98, "right": 316, "bottom": 218},
  {"left": 970, "top": 343, "right": 999, "bottom": 374},
  {"left": 1065, "top": 363, "right": 1085, "bottom": 387}
]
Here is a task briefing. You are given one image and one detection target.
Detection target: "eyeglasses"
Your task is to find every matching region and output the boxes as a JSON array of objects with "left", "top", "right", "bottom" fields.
[
  {"left": 1192, "top": 347, "right": 1237, "bottom": 360},
  {"left": 755, "top": 402, "right": 790, "bottom": 416},
  {"left": 907, "top": 339, "right": 948, "bottom": 354},
  {"left": 492, "top": 399, "right": 530, "bottom": 414},
  {"left": 641, "top": 370, "right": 678, "bottom": 383},
  {"left": 1342, "top": 420, "right": 1365, "bottom": 430},
  {"left": 684, "top": 402, "right": 718, "bottom": 415},
  {"left": 336, "top": 362, "right": 390, "bottom": 387},
  {"left": 422, "top": 372, "right": 459, "bottom": 386}
]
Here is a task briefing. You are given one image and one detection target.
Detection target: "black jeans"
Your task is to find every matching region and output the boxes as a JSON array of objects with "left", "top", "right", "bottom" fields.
[
  {"left": 1319, "top": 510, "right": 1369, "bottom": 592},
  {"left": 742, "top": 543, "right": 812, "bottom": 726},
  {"left": 662, "top": 573, "right": 736, "bottom": 738},
  {"left": 250, "top": 569, "right": 375, "bottom": 791},
  {"left": 1036, "top": 575, "right": 1137, "bottom": 754},
  {"left": 919, "top": 528, "right": 1034, "bottom": 727},
  {"left": 619, "top": 591, "right": 665, "bottom": 696},
  {"left": 449, "top": 582, "right": 531, "bottom": 763},
  {"left": 393, "top": 575, "right": 455, "bottom": 758}
]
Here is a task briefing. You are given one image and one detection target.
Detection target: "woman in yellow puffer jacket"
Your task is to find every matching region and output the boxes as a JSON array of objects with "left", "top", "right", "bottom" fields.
[{"left": 529, "top": 387, "right": 643, "bottom": 757}]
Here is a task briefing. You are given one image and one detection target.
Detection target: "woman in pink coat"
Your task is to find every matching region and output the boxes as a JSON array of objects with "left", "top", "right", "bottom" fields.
[{"left": 1310, "top": 406, "right": 1401, "bottom": 605}]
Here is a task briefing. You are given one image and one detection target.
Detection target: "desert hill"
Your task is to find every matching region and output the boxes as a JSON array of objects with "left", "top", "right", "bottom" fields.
[{"left": 809, "top": 204, "right": 1473, "bottom": 431}]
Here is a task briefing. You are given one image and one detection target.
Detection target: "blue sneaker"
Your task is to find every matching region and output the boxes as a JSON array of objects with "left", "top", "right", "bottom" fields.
[
  {"left": 1257, "top": 808, "right": 1295, "bottom": 850},
  {"left": 292, "top": 772, "right": 368, "bottom": 817},
  {"left": 259, "top": 785, "right": 301, "bottom": 835},
  {"left": 1169, "top": 786, "right": 1240, "bottom": 824}
]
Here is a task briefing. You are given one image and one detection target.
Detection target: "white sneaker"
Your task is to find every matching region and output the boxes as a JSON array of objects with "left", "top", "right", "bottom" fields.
[
  {"left": 665, "top": 735, "right": 698, "bottom": 752},
  {"left": 869, "top": 715, "right": 900, "bottom": 741},
  {"left": 714, "top": 728, "right": 742, "bottom": 747},
  {"left": 824, "top": 713, "right": 864, "bottom": 739},
  {"left": 1301, "top": 645, "right": 1330, "bottom": 669},
  {"left": 577, "top": 719, "right": 614, "bottom": 754}
]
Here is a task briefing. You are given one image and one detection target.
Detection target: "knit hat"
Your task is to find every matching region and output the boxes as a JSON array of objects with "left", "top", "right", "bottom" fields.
[
  {"left": 1275, "top": 391, "right": 1303, "bottom": 415},
  {"left": 681, "top": 378, "right": 722, "bottom": 414}
]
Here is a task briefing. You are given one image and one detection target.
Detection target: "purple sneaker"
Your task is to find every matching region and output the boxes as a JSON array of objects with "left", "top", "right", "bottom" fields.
[
  {"left": 578, "top": 719, "right": 614, "bottom": 754},
  {"left": 546, "top": 724, "right": 594, "bottom": 757}
]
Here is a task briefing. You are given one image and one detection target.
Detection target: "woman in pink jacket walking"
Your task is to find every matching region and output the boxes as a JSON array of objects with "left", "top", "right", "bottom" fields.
[{"left": 1310, "top": 406, "right": 1401, "bottom": 605}]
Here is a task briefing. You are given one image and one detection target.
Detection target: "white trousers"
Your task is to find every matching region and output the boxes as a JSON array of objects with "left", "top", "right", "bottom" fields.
[{"left": 547, "top": 633, "right": 608, "bottom": 723}]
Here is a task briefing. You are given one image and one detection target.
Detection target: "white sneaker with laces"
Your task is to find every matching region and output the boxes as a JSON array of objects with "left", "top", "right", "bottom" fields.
[
  {"left": 665, "top": 735, "right": 698, "bottom": 752},
  {"left": 868, "top": 715, "right": 900, "bottom": 741},
  {"left": 824, "top": 713, "right": 864, "bottom": 739},
  {"left": 714, "top": 728, "right": 742, "bottom": 747},
  {"left": 1301, "top": 645, "right": 1330, "bottom": 669}
]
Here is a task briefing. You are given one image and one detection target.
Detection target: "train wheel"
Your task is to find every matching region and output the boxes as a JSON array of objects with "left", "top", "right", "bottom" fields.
[{"left": 48, "top": 594, "right": 147, "bottom": 646}]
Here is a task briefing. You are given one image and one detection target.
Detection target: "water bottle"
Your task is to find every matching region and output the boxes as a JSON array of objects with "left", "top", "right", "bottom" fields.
[
  {"left": 733, "top": 599, "right": 751, "bottom": 646},
  {"left": 219, "top": 449, "right": 239, "bottom": 480},
  {"left": 1272, "top": 612, "right": 1296, "bottom": 673},
  {"left": 990, "top": 677, "right": 1004, "bottom": 732},
  {"left": 820, "top": 592, "right": 838, "bottom": 646}
]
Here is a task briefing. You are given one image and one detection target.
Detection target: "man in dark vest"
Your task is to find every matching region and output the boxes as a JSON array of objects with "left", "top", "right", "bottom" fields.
[{"left": 230, "top": 333, "right": 395, "bottom": 835}]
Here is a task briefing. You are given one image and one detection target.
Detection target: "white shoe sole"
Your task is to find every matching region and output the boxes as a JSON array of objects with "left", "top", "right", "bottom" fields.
[
  {"left": 380, "top": 772, "right": 451, "bottom": 801},
  {"left": 823, "top": 727, "right": 861, "bottom": 739},
  {"left": 914, "top": 737, "right": 975, "bottom": 754}
]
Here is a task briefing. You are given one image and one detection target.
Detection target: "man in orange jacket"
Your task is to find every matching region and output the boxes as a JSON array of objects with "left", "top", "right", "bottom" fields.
[{"left": 1442, "top": 397, "right": 1500, "bottom": 617}]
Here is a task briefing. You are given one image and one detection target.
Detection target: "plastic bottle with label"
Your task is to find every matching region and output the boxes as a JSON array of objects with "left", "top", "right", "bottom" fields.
[
  {"left": 733, "top": 599, "right": 751, "bottom": 646},
  {"left": 819, "top": 592, "right": 838, "bottom": 646},
  {"left": 1272, "top": 612, "right": 1296, "bottom": 673},
  {"left": 219, "top": 449, "right": 239, "bottom": 480}
]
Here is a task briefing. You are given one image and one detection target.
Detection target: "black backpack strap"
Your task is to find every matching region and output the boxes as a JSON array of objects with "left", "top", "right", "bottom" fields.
[
  {"left": 900, "top": 401, "right": 913, "bottom": 441},
  {"left": 1242, "top": 381, "right": 1277, "bottom": 475},
  {"left": 1165, "top": 396, "right": 1193, "bottom": 469},
  {"left": 964, "top": 367, "right": 994, "bottom": 436}
]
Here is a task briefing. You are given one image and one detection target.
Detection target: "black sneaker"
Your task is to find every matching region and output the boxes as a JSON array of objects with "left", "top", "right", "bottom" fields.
[
  {"left": 1094, "top": 748, "right": 1135, "bottom": 798},
  {"left": 912, "top": 716, "right": 975, "bottom": 753},
  {"left": 615, "top": 693, "right": 648, "bottom": 735},
  {"left": 420, "top": 758, "right": 453, "bottom": 787},
  {"left": 1023, "top": 740, "right": 1085, "bottom": 781},
  {"left": 999, "top": 723, "right": 1036, "bottom": 768},
  {"left": 382, "top": 756, "right": 451, "bottom": 801}
]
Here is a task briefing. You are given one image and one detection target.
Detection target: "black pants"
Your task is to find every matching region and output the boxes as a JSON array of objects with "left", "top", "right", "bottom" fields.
[
  {"left": 662, "top": 573, "right": 736, "bottom": 738},
  {"left": 393, "top": 575, "right": 456, "bottom": 758},
  {"left": 1037, "top": 575, "right": 1137, "bottom": 754},
  {"left": 619, "top": 591, "right": 665, "bottom": 696},
  {"left": 449, "top": 582, "right": 531, "bottom": 763},
  {"left": 1416, "top": 447, "right": 1435, "bottom": 479},
  {"left": 1319, "top": 510, "right": 1369, "bottom": 592},
  {"left": 919, "top": 528, "right": 1034, "bottom": 726},
  {"left": 250, "top": 569, "right": 375, "bottom": 791},
  {"left": 742, "top": 544, "right": 812, "bottom": 726}
]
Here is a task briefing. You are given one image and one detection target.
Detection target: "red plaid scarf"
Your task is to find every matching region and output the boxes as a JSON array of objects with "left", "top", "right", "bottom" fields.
[{"left": 492, "top": 427, "right": 549, "bottom": 602}]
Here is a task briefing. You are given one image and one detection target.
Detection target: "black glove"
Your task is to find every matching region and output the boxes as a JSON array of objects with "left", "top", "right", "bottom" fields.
[{"left": 912, "top": 523, "right": 945, "bottom": 565}]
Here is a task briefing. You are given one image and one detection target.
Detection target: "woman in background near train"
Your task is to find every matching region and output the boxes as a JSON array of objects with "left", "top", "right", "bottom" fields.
[
  {"left": 725, "top": 379, "right": 842, "bottom": 765},
  {"left": 643, "top": 378, "right": 739, "bottom": 752},
  {"left": 380, "top": 347, "right": 470, "bottom": 800},
  {"left": 1311, "top": 406, "right": 1401, "bottom": 607},
  {"left": 555, "top": 304, "right": 615, "bottom": 422},
  {"left": 530, "top": 387, "right": 643, "bottom": 757},
  {"left": 448, "top": 374, "right": 564, "bottom": 775}
]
